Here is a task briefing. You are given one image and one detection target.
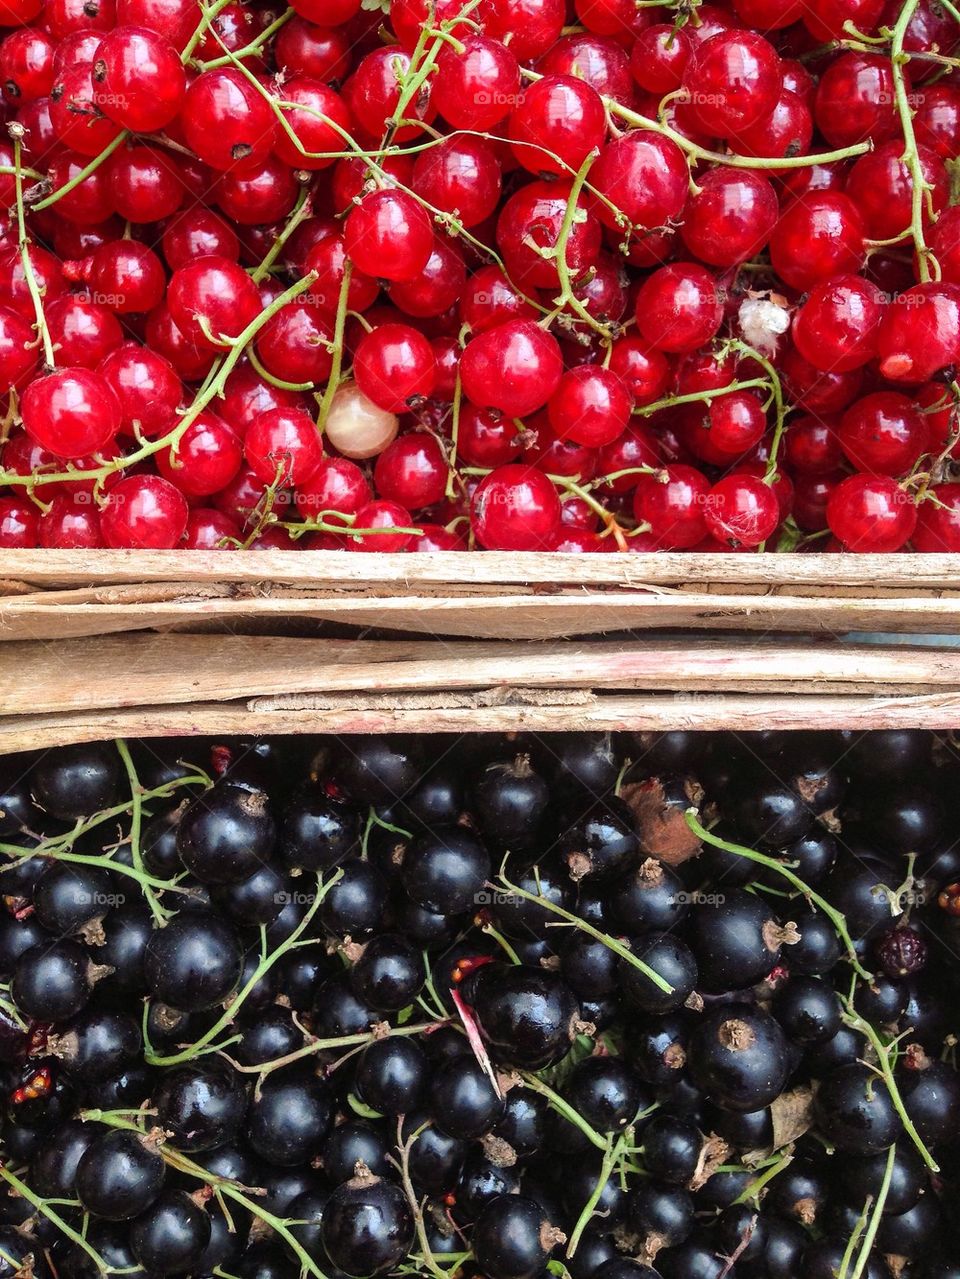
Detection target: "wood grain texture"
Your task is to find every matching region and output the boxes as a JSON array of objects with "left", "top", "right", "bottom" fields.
[
  {"left": 5, "top": 634, "right": 960, "bottom": 715},
  {"left": 4, "top": 690, "right": 960, "bottom": 753}
]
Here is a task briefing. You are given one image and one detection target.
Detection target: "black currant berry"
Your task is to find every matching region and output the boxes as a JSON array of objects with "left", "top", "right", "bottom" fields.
[
  {"left": 608, "top": 858, "right": 689, "bottom": 934},
  {"left": 472, "top": 1194, "right": 564, "bottom": 1279},
  {"left": 144, "top": 911, "right": 243, "bottom": 1012},
  {"left": 177, "top": 781, "right": 276, "bottom": 884},
  {"left": 12, "top": 939, "right": 98, "bottom": 1021},
  {"left": 34, "top": 862, "right": 114, "bottom": 936},
  {"left": 689, "top": 889, "right": 791, "bottom": 993},
  {"left": 49, "top": 1006, "right": 141, "bottom": 1080},
  {"left": 129, "top": 1190, "right": 211, "bottom": 1276},
  {"left": 619, "top": 932, "right": 698, "bottom": 1013},
  {"left": 245, "top": 1069, "right": 332, "bottom": 1166},
  {"left": 472, "top": 754, "right": 550, "bottom": 850},
  {"left": 321, "top": 1171, "right": 414, "bottom": 1278},
  {"left": 33, "top": 743, "right": 121, "bottom": 820},
  {"left": 76, "top": 1128, "right": 166, "bottom": 1221},
  {"left": 557, "top": 797, "right": 639, "bottom": 883},
  {"left": 403, "top": 826, "right": 491, "bottom": 914},
  {"left": 281, "top": 785, "right": 360, "bottom": 870},
  {"left": 813, "top": 1063, "right": 902, "bottom": 1155},
  {"left": 335, "top": 737, "right": 422, "bottom": 805},
  {"left": 432, "top": 1056, "right": 505, "bottom": 1138},
  {"left": 349, "top": 933, "right": 425, "bottom": 1012},
  {"left": 689, "top": 1003, "right": 790, "bottom": 1112},
  {"left": 471, "top": 964, "right": 579, "bottom": 1069},
  {"left": 155, "top": 1063, "right": 248, "bottom": 1152},
  {"left": 321, "top": 859, "right": 389, "bottom": 937},
  {"left": 771, "top": 975, "right": 841, "bottom": 1044}
]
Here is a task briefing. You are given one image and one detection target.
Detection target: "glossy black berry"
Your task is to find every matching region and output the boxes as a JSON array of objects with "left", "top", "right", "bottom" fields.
[
  {"left": 129, "top": 1189, "right": 211, "bottom": 1276},
  {"left": 321, "top": 859, "right": 389, "bottom": 936},
  {"left": 33, "top": 742, "right": 122, "bottom": 820},
  {"left": 473, "top": 1194, "right": 562, "bottom": 1279},
  {"left": 640, "top": 1114, "right": 702, "bottom": 1185},
  {"left": 688, "top": 889, "right": 788, "bottom": 993},
  {"left": 323, "top": 1120, "right": 390, "bottom": 1183},
  {"left": 814, "top": 1063, "right": 902, "bottom": 1155},
  {"left": 619, "top": 932, "right": 697, "bottom": 1013},
  {"left": 609, "top": 858, "right": 689, "bottom": 934},
  {"left": 471, "top": 964, "right": 579, "bottom": 1069},
  {"left": 404, "top": 826, "right": 491, "bottom": 914},
  {"left": 628, "top": 1181, "right": 694, "bottom": 1249},
  {"left": 558, "top": 797, "right": 639, "bottom": 883},
  {"left": 840, "top": 1143, "right": 926, "bottom": 1216},
  {"left": 689, "top": 1003, "right": 790, "bottom": 1112},
  {"left": 177, "top": 781, "right": 276, "bottom": 884},
  {"left": 472, "top": 754, "right": 550, "bottom": 850},
  {"left": 12, "top": 939, "right": 96, "bottom": 1021},
  {"left": 772, "top": 975, "right": 841, "bottom": 1044},
  {"left": 321, "top": 1172, "right": 414, "bottom": 1277},
  {"left": 49, "top": 1006, "right": 141, "bottom": 1080},
  {"left": 29, "top": 1119, "right": 98, "bottom": 1198},
  {"left": 245, "top": 1070, "right": 332, "bottom": 1166},
  {"left": 349, "top": 933, "right": 425, "bottom": 1012},
  {"left": 335, "top": 737, "right": 422, "bottom": 805},
  {"left": 76, "top": 1129, "right": 166, "bottom": 1221},
  {"left": 566, "top": 1056, "right": 648, "bottom": 1133},
  {"left": 34, "top": 862, "right": 114, "bottom": 936},
  {"left": 432, "top": 1057, "right": 505, "bottom": 1138},
  {"left": 144, "top": 911, "right": 243, "bottom": 1012},
  {"left": 155, "top": 1063, "right": 248, "bottom": 1152}
]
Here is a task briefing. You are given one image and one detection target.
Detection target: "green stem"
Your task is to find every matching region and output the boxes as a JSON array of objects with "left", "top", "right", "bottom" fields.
[
  {"left": 848, "top": 1144, "right": 896, "bottom": 1279},
  {"left": 497, "top": 869, "right": 674, "bottom": 993},
  {"left": 195, "top": 5, "right": 294, "bottom": 68},
  {"left": 889, "top": 0, "right": 936, "bottom": 281},
  {"left": 518, "top": 1072, "right": 607, "bottom": 1151},
  {"left": 684, "top": 809, "right": 873, "bottom": 982},
  {"left": 0, "top": 1165, "right": 108, "bottom": 1271},
  {"left": 840, "top": 999, "right": 939, "bottom": 1172},
  {"left": 11, "top": 134, "right": 54, "bottom": 368},
  {"left": 145, "top": 869, "right": 342, "bottom": 1066},
  {"left": 734, "top": 1149, "right": 794, "bottom": 1203},
  {"left": 566, "top": 1131, "right": 626, "bottom": 1256},
  {"left": 32, "top": 131, "right": 128, "bottom": 212},
  {"left": 316, "top": 259, "right": 352, "bottom": 431},
  {"left": 115, "top": 738, "right": 167, "bottom": 925}
]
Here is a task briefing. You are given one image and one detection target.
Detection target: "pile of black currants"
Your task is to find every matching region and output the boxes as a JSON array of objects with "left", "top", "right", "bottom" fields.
[{"left": 1, "top": 727, "right": 959, "bottom": 1279}]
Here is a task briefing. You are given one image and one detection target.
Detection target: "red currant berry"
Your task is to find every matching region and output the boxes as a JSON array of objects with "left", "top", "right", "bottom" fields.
[
  {"left": 681, "top": 169, "right": 778, "bottom": 266},
  {"left": 37, "top": 494, "right": 103, "bottom": 548},
  {"left": 412, "top": 136, "right": 502, "bottom": 229},
  {"left": 779, "top": 344, "right": 864, "bottom": 414},
  {"left": 101, "top": 473, "right": 190, "bottom": 548},
  {"left": 146, "top": 302, "right": 219, "bottom": 382},
  {"left": 414, "top": 523, "right": 467, "bottom": 551},
  {"left": 914, "top": 84, "right": 960, "bottom": 159},
  {"left": 374, "top": 433, "right": 448, "bottom": 509},
  {"left": 0, "top": 28, "right": 55, "bottom": 104},
  {"left": 633, "top": 464, "right": 709, "bottom": 548},
  {"left": 345, "top": 46, "right": 435, "bottom": 142},
  {"left": 73, "top": 240, "right": 166, "bottom": 314},
  {"left": 596, "top": 423, "right": 659, "bottom": 492},
  {"left": 432, "top": 35, "right": 519, "bottom": 132},
  {"left": 591, "top": 133, "right": 689, "bottom": 237},
  {"left": 22, "top": 367, "right": 121, "bottom": 457},
  {"left": 98, "top": 341, "right": 183, "bottom": 438},
  {"left": 914, "top": 485, "right": 960, "bottom": 551},
  {"left": 0, "top": 305, "right": 37, "bottom": 388},
  {"left": 241, "top": 406, "right": 322, "bottom": 487},
  {"left": 802, "top": 0, "right": 883, "bottom": 42},
  {"left": 348, "top": 499, "right": 415, "bottom": 552},
  {"left": 0, "top": 497, "right": 38, "bottom": 548},
  {"left": 635, "top": 263, "right": 724, "bottom": 354},
  {"left": 275, "top": 18, "right": 350, "bottom": 83},
  {"left": 688, "top": 390, "right": 767, "bottom": 462},
  {"left": 162, "top": 208, "right": 240, "bottom": 271},
  {"left": 730, "top": 86, "right": 812, "bottom": 164},
  {"left": 460, "top": 321, "right": 563, "bottom": 419},
  {"left": 156, "top": 411, "right": 242, "bottom": 497},
  {"left": 792, "top": 273, "right": 885, "bottom": 374},
  {"left": 294, "top": 455, "right": 370, "bottom": 522},
  {"left": 509, "top": 75, "right": 606, "bottom": 177},
  {"left": 217, "top": 156, "right": 300, "bottom": 226},
  {"left": 50, "top": 63, "right": 124, "bottom": 157},
  {"left": 607, "top": 338, "right": 670, "bottom": 406},
  {"left": 168, "top": 255, "right": 262, "bottom": 349},
  {"left": 353, "top": 323, "right": 437, "bottom": 413},
  {"left": 703, "top": 473, "right": 779, "bottom": 548},
  {"left": 116, "top": 0, "right": 197, "bottom": 48},
  {"left": 47, "top": 295, "right": 122, "bottom": 369},
  {"left": 631, "top": 24, "right": 690, "bottom": 94},
  {"left": 274, "top": 76, "right": 351, "bottom": 169},
  {"left": 344, "top": 189, "right": 434, "bottom": 284},
  {"left": 838, "top": 391, "right": 929, "bottom": 476},
  {"left": 461, "top": 266, "right": 538, "bottom": 334},
  {"left": 813, "top": 52, "right": 897, "bottom": 149},
  {"left": 539, "top": 34, "right": 634, "bottom": 108},
  {"left": 255, "top": 300, "right": 333, "bottom": 385},
  {"left": 108, "top": 143, "right": 184, "bottom": 223},
  {"left": 497, "top": 179, "right": 600, "bottom": 289},
  {"left": 92, "top": 24, "right": 186, "bottom": 132},
  {"left": 303, "top": 234, "right": 379, "bottom": 316},
  {"left": 783, "top": 414, "right": 843, "bottom": 475},
  {"left": 769, "top": 193, "right": 866, "bottom": 292},
  {"left": 732, "top": 0, "right": 803, "bottom": 27},
  {"left": 845, "top": 139, "right": 947, "bottom": 242},
  {"left": 484, "top": 0, "right": 564, "bottom": 62},
  {"left": 547, "top": 366, "right": 632, "bottom": 448},
  {"left": 457, "top": 405, "right": 522, "bottom": 468},
  {"left": 682, "top": 30, "right": 782, "bottom": 138},
  {"left": 876, "top": 283, "right": 960, "bottom": 384},
  {"left": 290, "top": 0, "right": 360, "bottom": 25},
  {"left": 389, "top": 239, "right": 466, "bottom": 319},
  {"left": 181, "top": 68, "right": 277, "bottom": 172},
  {"left": 826, "top": 473, "right": 917, "bottom": 551},
  {"left": 182, "top": 508, "right": 241, "bottom": 550},
  {"left": 472, "top": 463, "right": 562, "bottom": 550}
]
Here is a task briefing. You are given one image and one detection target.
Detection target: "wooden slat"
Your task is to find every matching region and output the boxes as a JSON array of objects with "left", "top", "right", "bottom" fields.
[
  {"left": 3, "top": 589, "right": 960, "bottom": 642},
  {"left": 5, "top": 634, "right": 960, "bottom": 716},
  {"left": 2, "top": 548, "right": 960, "bottom": 589},
  {"left": 4, "top": 689, "right": 960, "bottom": 753}
]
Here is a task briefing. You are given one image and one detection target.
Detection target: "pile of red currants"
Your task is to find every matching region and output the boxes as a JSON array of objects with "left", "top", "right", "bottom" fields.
[{"left": 0, "top": 0, "right": 958, "bottom": 552}]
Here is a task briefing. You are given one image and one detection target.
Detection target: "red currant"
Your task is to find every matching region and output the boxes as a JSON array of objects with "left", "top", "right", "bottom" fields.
[
  {"left": 769, "top": 194, "right": 866, "bottom": 292},
  {"left": 509, "top": 75, "right": 606, "bottom": 177},
  {"left": 471, "top": 463, "right": 562, "bottom": 550},
  {"left": 181, "top": 68, "right": 277, "bottom": 172},
  {"left": 156, "top": 411, "right": 243, "bottom": 497},
  {"left": 92, "top": 24, "right": 186, "bottom": 132},
  {"left": 703, "top": 473, "right": 780, "bottom": 548},
  {"left": 344, "top": 189, "right": 434, "bottom": 284},
  {"left": 460, "top": 320, "right": 563, "bottom": 419},
  {"left": 876, "top": 283, "right": 960, "bottom": 384},
  {"left": 826, "top": 473, "right": 917, "bottom": 551},
  {"left": 633, "top": 464, "right": 709, "bottom": 548},
  {"left": 412, "top": 136, "right": 502, "bottom": 229},
  {"left": 374, "top": 433, "right": 448, "bottom": 510},
  {"left": 98, "top": 341, "right": 182, "bottom": 438},
  {"left": 547, "top": 366, "right": 632, "bottom": 448},
  {"left": 681, "top": 169, "right": 778, "bottom": 266},
  {"left": 22, "top": 367, "right": 121, "bottom": 457},
  {"left": 353, "top": 323, "right": 437, "bottom": 413},
  {"left": 168, "top": 255, "right": 262, "bottom": 349},
  {"left": 101, "top": 473, "right": 190, "bottom": 548},
  {"left": 838, "top": 391, "right": 929, "bottom": 476},
  {"left": 914, "top": 485, "right": 960, "bottom": 551},
  {"left": 635, "top": 263, "right": 724, "bottom": 355},
  {"left": 432, "top": 35, "right": 519, "bottom": 132},
  {"left": 347, "top": 499, "right": 415, "bottom": 552}
]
